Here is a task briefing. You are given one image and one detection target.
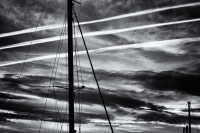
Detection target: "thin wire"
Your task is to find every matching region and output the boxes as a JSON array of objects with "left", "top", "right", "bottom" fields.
[
  {"left": 76, "top": 2, "right": 84, "bottom": 130},
  {"left": 76, "top": 39, "right": 84, "bottom": 133},
  {"left": 64, "top": 0, "right": 69, "bottom": 132},
  {"left": 54, "top": 92, "right": 66, "bottom": 133},
  {"left": 52, "top": 23, "right": 66, "bottom": 133},
  {"left": 39, "top": 12, "right": 68, "bottom": 133},
  {"left": 74, "top": 6, "right": 84, "bottom": 131},
  {"left": 73, "top": 7, "right": 115, "bottom": 133},
  {"left": 74, "top": 14, "right": 80, "bottom": 129},
  {"left": 0, "top": 0, "right": 48, "bottom": 132},
  {"left": 52, "top": 13, "right": 72, "bottom": 132},
  {"left": 73, "top": 3, "right": 84, "bottom": 132},
  {"left": 53, "top": 16, "right": 73, "bottom": 132},
  {"left": 77, "top": 2, "right": 84, "bottom": 131}
]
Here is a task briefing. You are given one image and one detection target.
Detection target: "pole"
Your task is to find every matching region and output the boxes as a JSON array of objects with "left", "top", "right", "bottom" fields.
[
  {"left": 68, "top": 0, "right": 74, "bottom": 133},
  {"left": 188, "top": 101, "right": 191, "bottom": 133}
]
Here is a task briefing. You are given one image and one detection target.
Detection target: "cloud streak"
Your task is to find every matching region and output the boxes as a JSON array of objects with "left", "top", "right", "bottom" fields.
[
  {"left": 1, "top": 37, "right": 200, "bottom": 67},
  {"left": 0, "top": 2, "right": 199, "bottom": 38},
  {"left": 0, "top": 18, "right": 200, "bottom": 50}
]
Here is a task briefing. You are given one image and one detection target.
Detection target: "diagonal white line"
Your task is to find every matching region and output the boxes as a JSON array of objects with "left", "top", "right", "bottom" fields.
[
  {"left": 1, "top": 37, "right": 200, "bottom": 67},
  {"left": 0, "top": 18, "right": 200, "bottom": 50},
  {"left": 0, "top": 2, "right": 199, "bottom": 38}
]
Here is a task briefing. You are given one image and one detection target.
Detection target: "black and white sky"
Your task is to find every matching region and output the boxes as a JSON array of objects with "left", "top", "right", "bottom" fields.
[{"left": 0, "top": 0, "right": 200, "bottom": 133}]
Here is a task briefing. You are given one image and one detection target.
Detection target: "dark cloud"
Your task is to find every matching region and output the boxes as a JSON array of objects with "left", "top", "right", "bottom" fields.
[
  {"left": 0, "top": 73, "right": 165, "bottom": 111},
  {"left": 0, "top": 92, "right": 31, "bottom": 100},
  {"left": 136, "top": 111, "right": 200, "bottom": 124},
  {"left": 81, "top": 88, "right": 166, "bottom": 112},
  {"left": 1, "top": 74, "right": 52, "bottom": 86},
  {"left": 85, "top": 61, "right": 200, "bottom": 96},
  {"left": 182, "top": 108, "right": 200, "bottom": 113},
  {"left": 0, "top": 73, "right": 169, "bottom": 125},
  {"left": 132, "top": 70, "right": 200, "bottom": 96}
]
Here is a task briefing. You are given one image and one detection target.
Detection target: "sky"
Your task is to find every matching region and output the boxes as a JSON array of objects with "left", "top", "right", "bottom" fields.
[{"left": 0, "top": 0, "right": 200, "bottom": 133}]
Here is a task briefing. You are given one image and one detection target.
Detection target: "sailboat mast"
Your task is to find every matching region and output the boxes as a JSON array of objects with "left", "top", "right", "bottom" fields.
[
  {"left": 188, "top": 101, "right": 191, "bottom": 133},
  {"left": 68, "top": 0, "right": 74, "bottom": 133}
]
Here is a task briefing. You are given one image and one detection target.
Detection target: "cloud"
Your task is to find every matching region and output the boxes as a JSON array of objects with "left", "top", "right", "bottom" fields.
[
  {"left": 131, "top": 70, "right": 200, "bottom": 96},
  {"left": 0, "top": 73, "right": 169, "bottom": 124},
  {"left": 1, "top": 18, "right": 200, "bottom": 51},
  {"left": 0, "top": 37, "right": 200, "bottom": 67},
  {"left": 0, "top": 19, "right": 200, "bottom": 50},
  {"left": 0, "top": 2, "right": 200, "bottom": 38},
  {"left": 0, "top": 92, "right": 30, "bottom": 100},
  {"left": 137, "top": 112, "right": 187, "bottom": 124}
]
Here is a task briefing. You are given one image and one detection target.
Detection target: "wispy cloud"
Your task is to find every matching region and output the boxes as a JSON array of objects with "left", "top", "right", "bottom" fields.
[
  {"left": 1, "top": 37, "right": 200, "bottom": 67},
  {"left": 0, "top": 2, "right": 199, "bottom": 38},
  {"left": 0, "top": 18, "right": 200, "bottom": 50}
]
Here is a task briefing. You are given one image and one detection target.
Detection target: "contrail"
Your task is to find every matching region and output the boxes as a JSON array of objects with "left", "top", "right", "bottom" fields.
[
  {"left": 1, "top": 37, "right": 200, "bottom": 67},
  {"left": 0, "top": 18, "right": 200, "bottom": 50},
  {"left": 0, "top": 2, "right": 200, "bottom": 38}
]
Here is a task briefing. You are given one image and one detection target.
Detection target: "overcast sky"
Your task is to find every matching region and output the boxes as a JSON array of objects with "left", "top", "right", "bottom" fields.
[{"left": 0, "top": 0, "right": 200, "bottom": 133}]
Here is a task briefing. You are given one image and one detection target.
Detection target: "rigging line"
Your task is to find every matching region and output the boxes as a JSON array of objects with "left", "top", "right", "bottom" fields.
[
  {"left": 75, "top": 6, "right": 84, "bottom": 130},
  {"left": 39, "top": 30, "right": 63, "bottom": 132},
  {"left": 73, "top": 17, "right": 79, "bottom": 129},
  {"left": 73, "top": 16, "right": 79, "bottom": 90},
  {"left": 74, "top": 95, "right": 78, "bottom": 127},
  {"left": 74, "top": 18, "right": 82, "bottom": 131},
  {"left": 0, "top": 0, "right": 49, "bottom": 132},
  {"left": 43, "top": 31, "right": 65, "bottom": 133},
  {"left": 74, "top": 14, "right": 84, "bottom": 131},
  {"left": 50, "top": 17, "right": 69, "bottom": 133},
  {"left": 73, "top": 16, "right": 81, "bottom": 128},
  {"left": 54, "top": 97, "right": 66, "bottom": 133},
  {"left": 74, "top": 32, "right": 79, "bottom": 128},
  {"left": 76, "top": 43, "right": 83, "bottom": 86},
  {"left": 64, "top": 1, "right": 69, "bottom": 133},
  {"left": 52, "top": 15, "right": 70, "bottom": 131},
  {"left": 61, "top": 101, "right": 69, "bottom": 133},
  {"left": 57, "top": 42, "right": 67, "bottom": 132},
  {"left": 79, "top": 85, "right": 84, "bottom": 133},
  {"left": 74, "top": 86, "right": 85, "bottom": 94},
  {"left": 76, "top": 38, "right": 84, "bottom": 133},
  {"left": 53, "top": 34, "right": 66, "bottom": 133},
  {"left": 58, "top": 92, "right": 68, "bottom": 133},
  {"left": 74, "top": 3, "right": 83, "bottom": 86},
  {"left": 75, "top": 39, "right": 84, "bottom": 133},
  {"left": 74, "top": 11, "right": 83, "bottom": 130},
  {"left": 76, "top": 44, "right": 81, "bottom": 131},
  {"left": 73, "top": 7, "right": 114, "bottom": 133},
  {"left": 53, "top": 84, "right": 67, "bottom": 133},
  {"left": 39, "top": 13, "right": 67, "bottom": 133}
]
